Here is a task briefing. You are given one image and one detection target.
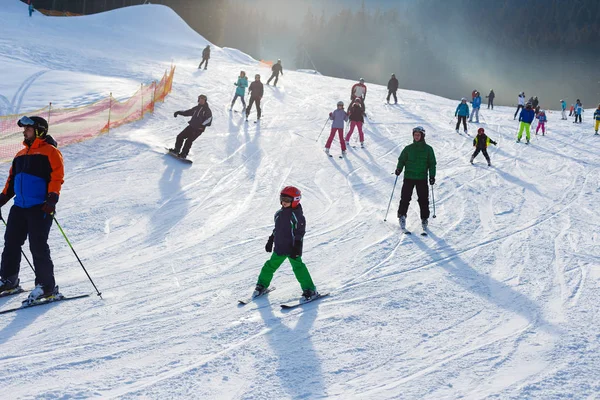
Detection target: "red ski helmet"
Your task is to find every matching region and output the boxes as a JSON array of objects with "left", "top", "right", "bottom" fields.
[
  {"left": 280, "top": 186, "right": 302, "bottom": 208},
  {"left": 477, "top": 127, "right": 485, "bottom": 134}
]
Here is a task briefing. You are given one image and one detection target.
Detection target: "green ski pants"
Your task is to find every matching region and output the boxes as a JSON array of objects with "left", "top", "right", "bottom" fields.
[
  {"left": 257, "top": 253, "right": 316, "bottom": 291},
  {"left": 517, "top": 121, "right": 531, "bottom": 141}
]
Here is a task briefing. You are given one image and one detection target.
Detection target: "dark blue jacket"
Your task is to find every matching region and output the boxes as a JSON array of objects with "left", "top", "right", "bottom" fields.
[
  {"left": 519, "top": 108, "right": 535, "bottom": 124},
  {"left": 179, "top": 103, "right": 212, "bottom": 130},
  {"left": 272, "top": 204, "right": 305, "bottom": 256}
]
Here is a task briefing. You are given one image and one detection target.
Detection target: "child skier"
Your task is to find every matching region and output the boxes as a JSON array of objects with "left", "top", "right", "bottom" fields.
[
  {"left": 230, "top": 71, "right": 248, "bottom": 111},
  {"left": 325, "top": 101, "right": 349, "bottom": 157},
  {"left": 535, "top": 110, "right": 547, "bottom": 135},
  {"left": 470, "top": 127, "right": 497, "bottom": 166},
  {"left": 254, "top": 186, "right": 318, "bottom": 300},
  {"left": 517, "top": 102, "right": 535, "bottom": 144},
  {"left": 468, "top": 91, "right": 481, "bottom": 123},
  {"left": 574, "top": 100, "right": 583, "bottom": 123},
  {"left": 560, "top": 99, "right": 567, "bottom": 120},
  {"left": 345, "top": 99, "right": 365, "bottom": 148},
  {"left": 594, "top": 104, "right": 600, "bottom": 135},
  {"left": 455, "top": 98, "right": 470, "bottom": 134}
]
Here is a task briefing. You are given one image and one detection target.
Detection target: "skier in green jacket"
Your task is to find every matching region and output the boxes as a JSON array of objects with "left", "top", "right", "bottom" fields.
[{"left": 394, "top": 126, "right": 437, "bottom": 232}]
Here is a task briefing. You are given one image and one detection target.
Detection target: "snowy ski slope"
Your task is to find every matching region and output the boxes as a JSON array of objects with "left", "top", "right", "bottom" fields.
[{"left": 0, "top": 2, "right": 599, "bottom": 399}]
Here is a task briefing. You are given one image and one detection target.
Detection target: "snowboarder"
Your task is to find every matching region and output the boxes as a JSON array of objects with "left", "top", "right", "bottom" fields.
[
  {"left": 325, "top": 101, "right": 349, "bottom": 157},
  {"left": 517, "top": 102, "right": 535, "bottom": 143},
  {"left": 470, "top": 127, "right": 497, "bottom": 166},
  {"left": 246, "top": 74, "right": 264, "bottom": 121},
  {"left": 486, "top": 89, "right": 495, "bottom": 109},
  {"left": 230, "top": 71, "right": 248, "bottom": 111},
  {"left": 387, "top": 73, "right": 399, "bottom": 104},
  {"left": 574, "top": 99, "right": 583, "bottom": 123},
  {"left": 198, "top": 45, "right": 210, "bottom": 70},
  {"left": 455, "top": 98, "right": 470, "bottom": 134},
  {"left": 594, "top": 104, "right": 600, "bottom": 135},
  {"left": 254, "top": 186, "right": 318, "bottom": 301},
  {"left": 560, "top": 99, "right": 567, "bottom": 120},
  {"left": 170, "top": 94, "right": 213, "bottom": 159},
  {"left": 345, "top": 99, "right": 365, "bottom": 148},
  {"left": 469, "top": 91, "right": 481, "bottom": 123},
  {"left": 0, "top": 116, "right": 64, "bottom": 303},
  {"left": 351, "top": 78, "right": 367, "bottom": 103},
  {"left": 514, "top": 92, "right": 525, "bottom": 119},
  {"left": 535, "top": 109, "right": 547, "bottom": 135},
  {"left": 266, "top": 59, "right": 283, "bottom": 86},
  {"left": 394, "top": 126, "right": 436, "bottom": 232}
]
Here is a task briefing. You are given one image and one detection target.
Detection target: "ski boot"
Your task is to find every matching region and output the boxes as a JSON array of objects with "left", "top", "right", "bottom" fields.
[
  {"left": 302, "top": 288, "right": 318, "bottom": 301},
  {"left": 360, "top": 142, "right": 365, "bottom": 148},
  {"left": 469, "top": 156, "right": 474, "bottom": 164},
  {"left": 399, "top": 215, "right": 407, "bottom": 230},
  {"left": 253, "top": 284, "right": 267, "bottom": 298},
  {"left": 23, "top": 284, "right": 61, "bottom": 305},
  {"left": 324, "top": 148, "right": 330, "bottom": 156},
  {"left": 341, "top": 150, "right": 347, "bottom": 158},
  {"left": 455, "top": 129, "right": 459, "bottom": 134},
  {"left": 0, "top": 277, "right": 20, "bottom": 293},
  {"left": 421, "top": 218, "right": 428, "bottom": 230}
]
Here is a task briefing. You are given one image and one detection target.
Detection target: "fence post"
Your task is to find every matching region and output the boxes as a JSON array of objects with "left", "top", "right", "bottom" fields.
[
  {"left": 48, "top": 102, "right": 52, "bottom": 125},
  {"left": 107, "top": 93, "right": 112, "bottom": 134}
]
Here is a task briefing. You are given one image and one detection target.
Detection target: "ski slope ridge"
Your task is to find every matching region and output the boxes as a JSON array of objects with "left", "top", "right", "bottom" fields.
[{"left": 0, "top": 2, "right": 598, "bottom": 399}]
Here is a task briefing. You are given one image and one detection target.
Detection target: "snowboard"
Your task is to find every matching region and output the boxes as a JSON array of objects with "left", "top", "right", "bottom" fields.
[{"left": 165, "top": 148, "right": 193, "bottom": 164}]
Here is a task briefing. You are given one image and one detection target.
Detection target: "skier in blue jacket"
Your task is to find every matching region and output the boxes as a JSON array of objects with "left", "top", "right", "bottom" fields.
[
  {"left": 560, "top": 99, "right": 567, "bottom": 120},
  {"left": 517, "top": 102, "right": 535, "bottom": 143},
  {"left": 455, "top": 98, "right": 470, "bottom": 134},
  {"left": 469, "top": 91, "right": 481, "bottom": 123},
  {"left": 230, "top": 71, "right": 248, "bottom": 111}
]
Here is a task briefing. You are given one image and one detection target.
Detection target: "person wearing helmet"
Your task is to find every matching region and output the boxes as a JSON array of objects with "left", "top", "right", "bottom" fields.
[
  {"left": 517, "top": 102, "right": 535, "bottom": 143},
  {"left": 325, "top": 101, "right": 349, "bottom": 157},
  {"left": 230, "top": 71, "right": 248, "bottom": 111},
  {"left": 594, "top": 104, "right": 600, "bottom": 134},
  {"left": 0, "top": 116, "right": 64, "bottom": 304},
  {"left": 394, "top": 126, "right": 437, "bottom": 232},
  {"left": 345, "top": 99, "right": 366, "bottom": 148},
  {"left": 351, "top": 78, "right": 367, "bottom": 103},
  {"left": 170, "top": 94, "right": 213, "bottom": 159},
  {"left": 198, "top": 45, "right": 211, "bottom": 70},
  {"left": 455, "top": 98, "right": 470, "bottom": 134},
  {"left": 535, "top": 109, "right": 547, "bottom": 136},
  {"left": 469, "top": 91, "right": 481, "bottom": 123},
  {"left": 246, "top": 74, "right": 264, "bottom": 121},
  {"left": 470, "top": 127, "right": 497, "bottom": 166},
  {"left": 266, "top": 59, "right": 283, "bottom": 86},
  {"left": 560, "top": 99, "right": 567, "bottom": 120},
  {"left": 574, "top": 99, "right": 583, "bottom": 124},
  {"left": 514, "top": 92, "right": 525, "bottom": 120},
  {"left": 254, "top": 186, "right": 318, "bottom": 301},
  {"left": 387, "top": 73, "right": 399, "bottom": 104},
  {"left": 486, "top": 89, "right": 495, "bottom": 110}
]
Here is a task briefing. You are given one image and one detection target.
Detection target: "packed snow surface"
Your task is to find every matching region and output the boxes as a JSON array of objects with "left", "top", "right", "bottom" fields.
[{"left": 0, "top": 2, "right": 598, "bottom": 399}]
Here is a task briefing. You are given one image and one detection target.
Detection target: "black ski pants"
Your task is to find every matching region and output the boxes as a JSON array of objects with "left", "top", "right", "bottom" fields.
[
  {"left": 397, "top": 178, "right": 430, "bottom": 220},
  {"left": 175, "top": 125, "right": 205, "bottom": 157},
  {"left": 387, "top": 90, "right": 397, "bottom": 103},
  {"left": 267, "top": 72, "right": 280, "bottom": 86},
  {"left": 472, "top": 148, "right": 490, "bottom": 162},
  {"left": 456, "top": 115, "right": 467, "bottom": 131},
  {"left": 575, "top": 114, "right": 582, "bottom": 123},
  {"left": 0, "top": 205, "right": 55, "bottom": 289},
  {"left": 198, "top": 57, "right": 209, "bottom": 69},
  {"left": 246, "top": 97, "right": 262, "bottom": 119},
  {"left": 514, "top": 105, "right": 523, "bottom": 119},
  {"left": 488, "top": 99, "right": 494, "bottom": 109}
]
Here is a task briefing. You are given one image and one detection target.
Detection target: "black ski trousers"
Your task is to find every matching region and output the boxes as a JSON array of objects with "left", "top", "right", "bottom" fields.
[
  {"left": 387, "top": 90, "right": 397, "bottom": 103},
  {"left": 267, "top": 72, "right": 279, "bottom": 86},
  {"left": 488, "top": 99, "right": 494, "bottom": 109},
  {"left": 198, "top": 57, "right": 209, "bottom": 69},
  {"left": 175, "top": 125, "right": 204, "bottom": 157},
  {"left": 514, "top": 105, "right": 523, "bottom": 119},
  {"left": 472, "top": 148, "right": 490, "bottom": 162},
  {"left": 0, "top": 205, "right": 55, "bottom": 289},
  {"left": 397, "top": 179, "right": 430, "bottom": 220},
  {"left": 246, "top": 97, "right": 262, "bottom": 119},
  {"left": 456, "top": 116, "right": 467, "bottom": 131}
]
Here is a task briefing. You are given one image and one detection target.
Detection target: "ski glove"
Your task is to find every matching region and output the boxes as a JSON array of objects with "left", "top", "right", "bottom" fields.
[
  {"left": 41, "top": 192, "right": 59, "bottom": 215},
  {"left": 394, "top": 168, "right": 402, "bottom": 176},
  {"left": 265, "top": 235, "right": 274, "bottom": 253},
  {"left": 491, "top": 141, "right": 497, "bottom": 146},
  {"left": 290, "top": 240, "right": 303, "bottom": 259},
  {"left": 429, "top": 177, "right": 436, "bottom": 185},
  {"left": 173, "top": 111, "right": 180, "bottom": 118}
]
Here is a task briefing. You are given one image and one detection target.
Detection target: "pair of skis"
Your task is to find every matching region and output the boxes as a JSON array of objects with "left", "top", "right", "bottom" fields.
[
  {"left": 402, "top": 227, "right": 427, "bottom": 236},
  {"left": 238, "top": 287, "right": 330, "bottom": 309},
  {"left": 0, "top": 287, "right": 90, "bottom": 315}
]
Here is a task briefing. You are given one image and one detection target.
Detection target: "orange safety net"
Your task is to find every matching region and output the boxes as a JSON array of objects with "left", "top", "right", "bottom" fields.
[
  {"left": 259, "top": 60, "right": 274, "bottom": 67},
  {"left": 0, "top": 65, "right": 175, "bottom": 162},
  {"left": 37, "top": 9, "right": 83, "bottom": 17}
]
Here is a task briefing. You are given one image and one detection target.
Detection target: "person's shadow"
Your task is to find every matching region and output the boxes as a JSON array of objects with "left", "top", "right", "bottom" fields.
[
  {"left": 0, "top": 300, "right": 42, "bottom": 346},
  {"left": 256, "top": 300, "right": 327, "bottom": 399}
]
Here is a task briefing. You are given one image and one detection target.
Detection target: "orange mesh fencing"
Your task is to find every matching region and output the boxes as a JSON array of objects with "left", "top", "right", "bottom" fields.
[
  {"left": 260, "top": 60, "right": 274, "bottom": 68},
  {"left": 0, "top": 65, "right": 175, "bottom": 162}
]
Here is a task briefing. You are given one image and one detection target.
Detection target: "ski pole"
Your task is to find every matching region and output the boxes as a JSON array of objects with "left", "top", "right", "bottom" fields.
[
  {"left": 315, "top": 118, "right": 330, "bottom": 142},
  {"left": 449, "top": 116, "right": 455, "bottom": 125},
  {"left": 431, "top": 185, "right": 437, "bottom": 219},
  {"left": 383, "top": 175, "right": 399, "bottom": 221},
  {"left": 53, "top": 216, "right": 103, "bottom": 298},
  {"left": 0, "top": 216, "right": 35, "bottom": 274}
]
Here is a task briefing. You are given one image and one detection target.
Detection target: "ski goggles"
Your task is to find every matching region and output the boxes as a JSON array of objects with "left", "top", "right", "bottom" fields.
[
  {"left": 280, "top": 195, "right": 294, "bottom": 203},
  {"left": 412, "top": 126, "right": 425, "bottom": 134},
  {"left": 17, "top": 116, "right": 35, "bottom": 127}
]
